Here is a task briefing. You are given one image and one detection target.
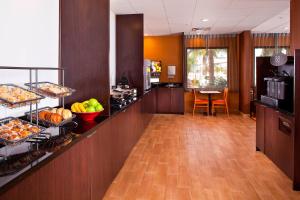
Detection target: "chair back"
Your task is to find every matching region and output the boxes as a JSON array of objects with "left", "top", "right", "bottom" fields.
[
  {"left": 193, "top": 89, "right": 197, "bottom": 101},
  {"left": 224, "top": 88, "right": 229, "bottom": 102}
]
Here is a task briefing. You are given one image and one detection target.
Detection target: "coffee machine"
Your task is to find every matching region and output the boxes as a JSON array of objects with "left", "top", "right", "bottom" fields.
[{"left": 261, "top": 70, "right": 293, "bottom": 112}]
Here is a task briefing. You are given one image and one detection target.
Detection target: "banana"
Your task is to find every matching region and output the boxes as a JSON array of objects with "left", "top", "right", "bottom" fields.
[
  {"left": 78, "top": 103, "right": 86, "bottom": 113},
  {"left": 71, "top": 103, "right": 78, "bottom": 112},
  {"left": 71, "top": 102, "right": 81, "bottom": 113},
  {"left": 74, "top": 103, "right": 82, "bottom": 113}
]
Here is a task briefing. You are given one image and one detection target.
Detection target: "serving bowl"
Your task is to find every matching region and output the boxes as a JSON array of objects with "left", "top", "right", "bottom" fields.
[{"left": 75, "top": 111, "right": 103, "bottom": 122}]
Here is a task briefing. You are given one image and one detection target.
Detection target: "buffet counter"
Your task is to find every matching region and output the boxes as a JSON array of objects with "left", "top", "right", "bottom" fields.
[{"left": 0, "top": 89, "right": 157, "bottom": 200}]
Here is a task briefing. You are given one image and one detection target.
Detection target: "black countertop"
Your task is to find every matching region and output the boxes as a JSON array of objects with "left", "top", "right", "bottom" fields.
[
  {"left": 255, "top": 100, "right": 294, "bottom": 117},
  {"left": 0, "top": 91, "right": 150, "bottom": 193},
  {"left": 151, "top": 82, "right": 183, "bottom": 88}
]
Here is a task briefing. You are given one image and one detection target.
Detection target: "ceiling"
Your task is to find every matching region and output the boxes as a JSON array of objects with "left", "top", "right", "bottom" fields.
[{"left": 110, "top": 0, "right": 290, "bottom": 36}]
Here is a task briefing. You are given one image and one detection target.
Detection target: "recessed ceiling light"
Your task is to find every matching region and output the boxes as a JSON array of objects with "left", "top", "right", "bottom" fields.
[{"left": 201, "top": 18, "right": 209, "bottom": 22}]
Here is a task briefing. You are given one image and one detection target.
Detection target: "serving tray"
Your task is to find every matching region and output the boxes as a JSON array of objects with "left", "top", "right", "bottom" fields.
[
  {"left": 0, "top": 117, "right": 46, "bottom": 146},
  {"left": 0, "top": 84, "right": 45, "bottom": 108},
  {"left": 24, "top": 82, "right": 75, "bottom": 98},
  {"left": 25, "top": 107, "right": 76, "bottom": 127}
]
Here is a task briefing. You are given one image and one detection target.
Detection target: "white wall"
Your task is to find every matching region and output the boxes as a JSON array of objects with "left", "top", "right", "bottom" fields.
[
  {"left": 109, "top": 10, "right": 116, "bottom": 88},
  {"left": 0, "top": 0, "right": 59, "bottom": 118}
]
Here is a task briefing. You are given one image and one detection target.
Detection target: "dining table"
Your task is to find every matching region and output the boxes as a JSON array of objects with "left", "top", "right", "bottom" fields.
[{"left": 199, "top": 90, "right": 221, "bottom": 115}]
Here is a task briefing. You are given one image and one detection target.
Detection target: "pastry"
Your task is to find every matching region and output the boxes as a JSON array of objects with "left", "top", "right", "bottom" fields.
[
  {"left": 50, "top": 113, "right": 63, "bottom": 124},
  {"left": 51, "top": 108, "right": 57, "bottom": 113},
  {"left": 28, "top": 126, "right": 40, "bottom": 134},
  {"left": 39, "top": 83, "right": 69, "bottom": 95},
  {"left": 38, "top": 111, "right": 49, "bottom": 120},
  {"left": 19, "top": 130, "right": 31, "bottom": 138},
  {"left": 11, "top": 126, "right": 21, "bottom": 132},
  {"left": 62, "top": 109, "right": 72, "bottom": 120},
  {"left": 0, "top": 119, "right": 43, "bottom": 142},
  {"left": 56, "top": 108, "right": 64, "bottom": 116},
  {"left": 44, "top": 112, "right": 53, "bottom": 121},
  {"left": 0, "top": 85, "right": 40, "bottom": 104},
  {"left": 23, "top": 124, "right": 32, "bottom": 130},
  {"left": 8, "top": 134, "right": 20, "bottom": 141}
]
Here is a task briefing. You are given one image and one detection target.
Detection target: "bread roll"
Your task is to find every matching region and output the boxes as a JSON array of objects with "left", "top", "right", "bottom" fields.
[
  {"left": 57, "top": 108, "right": 64, "bottom": 116},
  {"left": 51, "top": 108, "right": 57, "bottom": 113},
  {"left": 50, "top": 113, "right": 63, "bottom": 124},
  {"left": 62, "top": 109, "right": 72, "bottom": 120},
  {"left": 38, "top": 111, "right": 48, "bottom": 120},
  {"left": 44, "top": 112, "right": 53, "bottom": 121}
]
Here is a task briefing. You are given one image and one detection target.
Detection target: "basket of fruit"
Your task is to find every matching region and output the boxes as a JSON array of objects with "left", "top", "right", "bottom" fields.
[{"left": 71, "top": 98, "right": 104, "bottom": 122}]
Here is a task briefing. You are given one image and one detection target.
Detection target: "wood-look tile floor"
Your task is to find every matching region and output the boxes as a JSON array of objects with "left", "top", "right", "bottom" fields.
[{"left": 104, "top": 114, "right": 300, "bottom": 200}]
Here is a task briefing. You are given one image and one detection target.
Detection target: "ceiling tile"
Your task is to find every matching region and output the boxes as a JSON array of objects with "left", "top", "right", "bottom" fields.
[{"left": 110, "top": 0, "right": 290, "bottom": 35}]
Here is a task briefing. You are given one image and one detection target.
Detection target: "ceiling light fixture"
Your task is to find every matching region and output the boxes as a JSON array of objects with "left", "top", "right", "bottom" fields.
[{"left": 201, "top": 18, "right": 209, "bottom": 22}]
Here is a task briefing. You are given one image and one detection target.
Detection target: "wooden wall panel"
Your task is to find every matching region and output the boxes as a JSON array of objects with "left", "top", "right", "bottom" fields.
[
  {"left": 290, "top": 0, "right": 300, "bottom": 53},
  {"left": 60, "top": 0, "right": 110, "bottom": 115},
  {"left": 294, "top": 49, "right": 300, "bottom": 190},
  {"left": 116, "top": 14, "right": 144, "bottom": 96},
  {"left": 144, "top": 33, "right": 184, "bottom": 83},
  {"left": 239, "top": 31, "right": 253, "bottom": 114}
]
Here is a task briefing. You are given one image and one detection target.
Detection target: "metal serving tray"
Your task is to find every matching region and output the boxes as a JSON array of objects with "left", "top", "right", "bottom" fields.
[
  {"left": 0, "top": 117, "right": 46, "bottom": 146},
  {"left": 25, "top": 107, "right": 76, "bottom": 127},
  {"left": 24, "top": 82, "right": 75, "bottom": 98},
  {"left": 0, "top": 84, "right": 45, "bottom": 108}
]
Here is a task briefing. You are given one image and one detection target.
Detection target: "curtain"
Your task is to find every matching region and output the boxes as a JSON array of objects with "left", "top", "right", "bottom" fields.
[
  {"left": 184, "top": 34, "right": 239, "bottom": 112},
  {"left": 253, "top": 33, "right": 291, "bottom": 54}
]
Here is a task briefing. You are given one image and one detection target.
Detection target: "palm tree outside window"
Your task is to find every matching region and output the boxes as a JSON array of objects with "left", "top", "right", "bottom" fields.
[{"left": 186, "top": 48, "right": 228, "bottom": 89}]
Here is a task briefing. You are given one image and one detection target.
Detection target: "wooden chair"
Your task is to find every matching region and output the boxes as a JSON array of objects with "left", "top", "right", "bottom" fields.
[
  {"left": 192, "top": 89, "right": 209, "bottom": 116},
  {"left": 212, "top": 88, "right": 229, "bottom": 116}
]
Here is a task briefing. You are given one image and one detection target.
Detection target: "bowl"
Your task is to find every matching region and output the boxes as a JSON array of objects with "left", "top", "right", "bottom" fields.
[{"left": 75, "top": 111, "right": 103, "bottom": 122}]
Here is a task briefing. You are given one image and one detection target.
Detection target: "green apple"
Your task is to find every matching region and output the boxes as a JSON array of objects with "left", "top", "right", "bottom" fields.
[
  {"left": 88, "top": 98, "right": 99, "bottom": 107},
  {"left": 86, "top": 106, "right": 96, "bottom": 112},
  {"left": 95, "top": 104, "right": 104, "bottom": 112}
]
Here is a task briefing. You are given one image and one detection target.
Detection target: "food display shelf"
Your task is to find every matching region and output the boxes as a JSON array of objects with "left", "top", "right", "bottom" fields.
[
  {"left": 0, "top": 117, "right": 46, "bottom": 146},
  {"left": 25, "top": 107, "right": 76, "bottom": 127},
  {"left": 24, "top": 82, "right": 75, "bottom": 98},
  {"left": 0, "top": 84, "right": 45, "bottom": 108}
]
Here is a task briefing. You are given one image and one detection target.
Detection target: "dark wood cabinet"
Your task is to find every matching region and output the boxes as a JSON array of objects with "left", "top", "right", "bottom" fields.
[
  {"left": 0, "top": 91, "right": 156, "bottom": 200},
  {"left": 170, "top": 88, "right": 184, "bottom": 114},
  {"left": 88, "top": 121, "right": 114, "bottom": 200},
  {"left": 157, "top": 87, "right": 184, "bottom": 114},
  {"left": 274, "top": 114, "right": 294, "bottom": 178},
  {"left": 256, "top": 104, "right": 265, "bottom": 152},
  {"left": 264, "top": 107, "right": 277, "bottom": 161},
  {"left": 157, "top": 88, "right": 171, "bottom": 113},
  {"left": 0, "top": 139, "right": 91, "bottom": 200},
  {"left": 255, "top": 103, "right": 294, "bottom": 179}
]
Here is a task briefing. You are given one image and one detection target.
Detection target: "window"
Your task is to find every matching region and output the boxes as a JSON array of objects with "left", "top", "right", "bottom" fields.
[
  {"left": 186, "top": 48, "right": 228, "bottom": 89},
  {"left": 254, "top": 47, "right": 289, "bottom": 86}
]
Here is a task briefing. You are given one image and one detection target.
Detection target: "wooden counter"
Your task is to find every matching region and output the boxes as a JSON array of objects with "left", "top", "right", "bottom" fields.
[
  {"left": 0, "top": 90, "right": 156, "bottom": 200},
  {"left": 256, "top": 102, "right": 294, "bottom": 180}
]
